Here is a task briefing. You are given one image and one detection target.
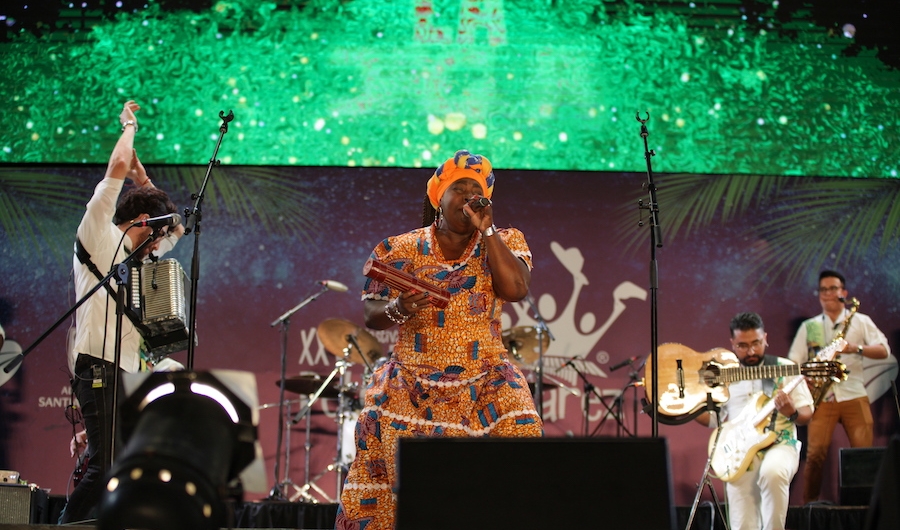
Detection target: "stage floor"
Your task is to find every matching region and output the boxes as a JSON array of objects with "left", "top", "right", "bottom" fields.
[{"left": 0, "top": 498, "right": 871, "bottom": 529}]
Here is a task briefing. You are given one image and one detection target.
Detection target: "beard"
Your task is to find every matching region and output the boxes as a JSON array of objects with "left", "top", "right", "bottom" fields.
[{"left": 741, "top": 354, "right": 763, "bottom": 366}]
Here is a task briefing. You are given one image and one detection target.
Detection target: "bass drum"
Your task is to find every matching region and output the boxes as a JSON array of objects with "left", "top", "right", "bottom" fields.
[{"left": 339, "top": 415, "right": 359, "bottom": 467}]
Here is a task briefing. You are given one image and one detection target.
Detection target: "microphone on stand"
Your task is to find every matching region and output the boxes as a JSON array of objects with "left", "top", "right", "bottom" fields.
[
  {"left": 556, "top": 355, "right": 579, "bottom": 373},
  {"left": 131, "top": 213, "right": 181, "bottom": 228},
  {"left": 609, "top": 355, "right": 641, "bottom": 372},
  {"left": 318, "top": 280, "right": 349, "bottom": 292},
  {"left": 345, "top": 333, "right": 373, "bottom": 372}
]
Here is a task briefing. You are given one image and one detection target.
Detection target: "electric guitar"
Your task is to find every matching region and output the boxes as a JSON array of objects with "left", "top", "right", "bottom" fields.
[
  {"left": 644, "top": 343, "right": 843, "bottom": 421},
  {"left": 73, "top": 451, "right": 90, "bottom": 487},
  {"left": 708, "top": 338, "right": 848, "bottom": 482}
]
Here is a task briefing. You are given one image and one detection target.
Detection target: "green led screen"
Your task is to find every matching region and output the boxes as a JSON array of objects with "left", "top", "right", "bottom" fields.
[{"left": 1, "top": 0, "right": 898, "bottom": 176}]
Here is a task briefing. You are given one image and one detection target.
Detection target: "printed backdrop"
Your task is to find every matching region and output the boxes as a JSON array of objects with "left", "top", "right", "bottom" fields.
[{"left": 1, "top": 165, "right": 898, "bottom": 507}]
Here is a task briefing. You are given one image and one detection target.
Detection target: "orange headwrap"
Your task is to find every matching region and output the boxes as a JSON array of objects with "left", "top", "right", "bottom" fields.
[{"left": 426, "top": 149, "right": 495, "bottom": 209}]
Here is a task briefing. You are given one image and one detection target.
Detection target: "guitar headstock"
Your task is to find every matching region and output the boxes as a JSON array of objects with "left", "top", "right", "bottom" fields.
[
  {"left": 815, "top": 338, "right": 848, "bottom": 362},
  {"left": 800, "top": 360, "right": 848, "bottom": 383}
]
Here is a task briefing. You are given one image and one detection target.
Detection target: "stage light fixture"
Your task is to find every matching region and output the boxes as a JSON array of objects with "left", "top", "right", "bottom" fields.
[{"left": 97, "top": 370, "right": 265, "bottom": 530}]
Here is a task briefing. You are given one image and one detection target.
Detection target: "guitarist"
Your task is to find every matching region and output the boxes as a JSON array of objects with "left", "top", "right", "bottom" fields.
[
  {"left": 787, "top": 270, "right": 890, "bottom": 505},
  {"left": 696, "top": 312, "right": 814, "bottom": 530}
]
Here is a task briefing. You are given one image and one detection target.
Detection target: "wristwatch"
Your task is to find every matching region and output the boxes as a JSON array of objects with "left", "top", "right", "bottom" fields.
[
  {"left": 482, "top": 225, "right": 498, "bottom": 237},
  {"left": 857, "top": 345, "right": 864, "bottom": 355},
  {"left": 788, "top": 411, "right": 799, "bottom": 423}
]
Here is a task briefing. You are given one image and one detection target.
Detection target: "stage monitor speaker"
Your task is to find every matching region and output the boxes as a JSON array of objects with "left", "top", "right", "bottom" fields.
[
  {"left": 0, "top": 484, "right": 49, "bottom": 524},
  {"left": 395, "top": 437, "right": 676, "bottom": 530},
  {"left": 864, "top": 435, "right": 900, "bottom": 530},
  {"left": 840, "top": 447, "right": 886, "bottom": 506}
]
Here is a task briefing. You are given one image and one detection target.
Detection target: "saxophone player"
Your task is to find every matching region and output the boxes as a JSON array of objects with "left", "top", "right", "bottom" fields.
[{"left": 788, "top": 270, "right": 890, "bottom": 505}]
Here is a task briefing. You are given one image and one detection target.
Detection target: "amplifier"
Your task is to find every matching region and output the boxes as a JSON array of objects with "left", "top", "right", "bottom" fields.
[
  {"left": 0, "top": 483, "right": 49, "bottom": 524},
  {"left": 839, "top": 446, "right": 886, "bottom": 505}
]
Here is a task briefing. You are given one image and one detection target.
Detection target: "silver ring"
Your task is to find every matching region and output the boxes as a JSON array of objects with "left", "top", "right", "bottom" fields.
[{"left": 411, "top": 302, "right": 417, "bottom": 309}]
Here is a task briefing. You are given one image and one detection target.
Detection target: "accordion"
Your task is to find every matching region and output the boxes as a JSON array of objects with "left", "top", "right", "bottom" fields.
[{"left": 129, "top": 258, "right": 191, "bottom": 361}]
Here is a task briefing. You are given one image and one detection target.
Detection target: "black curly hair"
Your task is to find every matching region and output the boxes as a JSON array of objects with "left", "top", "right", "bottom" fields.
[
  {"left": 729, "top": 312, "right": 765, "bottom": 335},
  {"left": 113, "top": 187, "right": 177, "bottom": 225}
]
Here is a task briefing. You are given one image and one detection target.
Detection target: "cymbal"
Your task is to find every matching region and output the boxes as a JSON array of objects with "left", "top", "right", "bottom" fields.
[
  {"left": 501, "top": 326, "right": 550, "bottom": 366},
  {"left": 317, "top": 318, "right": 384, "bottom": 366},
  {"left": 277, "top": 375, "right": 339, "bottom": 398}
]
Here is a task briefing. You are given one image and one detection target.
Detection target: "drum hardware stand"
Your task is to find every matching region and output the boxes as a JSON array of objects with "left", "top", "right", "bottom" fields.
[
  {"left": 267, "top": 282, "right": 333, "bottom": 500},
  {"left": 524, "top": 291, "right": 554, "bottom": 418},
  {"left": 686, "top": 393, "right": 729, "bottom": 530},
  {"left": 5, "top": 230, "right": 160, "bottom": 468},
  {"left": 289, "top": 395, "right": 319, "bottom": 503},
  {"left": 291, "top": 348, "right": 356, "bottom": 503},
  {"left": 276, "top": 399, "right": 306, "bottom": 501}
]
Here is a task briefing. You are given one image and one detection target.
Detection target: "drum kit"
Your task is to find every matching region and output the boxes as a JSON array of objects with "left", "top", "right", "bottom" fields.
[
  {"left": 263, "top": 319, "right": 576, "bottom": 503},
  {"left": 265, "top": 318, "right": 384, "bottom": 503},
  {"left": 502, "top": 325, "right": 574, "bottom": 396}
]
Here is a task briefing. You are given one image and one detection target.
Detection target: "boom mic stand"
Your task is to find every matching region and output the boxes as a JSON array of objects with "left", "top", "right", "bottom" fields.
[
  {"left": 567, "top": 359, "right": 630, "bottom": 436},
  {"left": 590, "top": 359, "right": 644, "bottom": 438},
  {"left": 182, "top": 109, "right": 234, "bottom": 370},
  {"left": 267, "top": 283, "right": 332, "bottom": 500},
  {"left": 590, "top": 355, "right": 645, "bottom": 437},
  {"left": 6, "top": 230, "right": 160, "bottom": 468},
  {"left": 635, "top": 111, "right": 664, "bottom": 438},
  {"left": 626, "top": 357, "right": 648, "bottom": 436}
]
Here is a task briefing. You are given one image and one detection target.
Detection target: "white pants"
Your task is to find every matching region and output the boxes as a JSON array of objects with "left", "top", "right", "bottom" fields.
[{"left": 725, "top": 442, "right": 801, "bottom": 530}]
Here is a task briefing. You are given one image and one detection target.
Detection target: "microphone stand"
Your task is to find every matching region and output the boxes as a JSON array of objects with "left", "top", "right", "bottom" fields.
[
  {"left": 524, "top": 291, "right": 554, "bottom": 419},
  {"left": 267, "top": 283, "right": 330, "bottom": 500},
  {"left": 346, "top": 333, "right": 374, "bottom": 373},
  {"left": 628, "top": 357, "right": 647, "bottom": 436},
  {"left": 686, "top": 393, "right": 729, "bottom": 530},
  {"left": 6, "top": 231, "right": 159, "bottom": 469},
  {"left": 568, "top": 359, "right": 629, "bottom": 436},
  {"left": 636, "top": 111, "right": 663, "bottom": 438},
  {"left": 589, "top": 357, "right": 644, "bottom": 438},
  {"left": 182, "top": 110, "right": 234, "bottom": 369}
]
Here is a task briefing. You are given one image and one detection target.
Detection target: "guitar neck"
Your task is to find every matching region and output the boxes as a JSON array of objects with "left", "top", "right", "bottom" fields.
[
  {"left": 747, "top": 338, "right": 847, "bottom": 426},
  {"left": 714, "top": 364, "right": 800, "bottom": 385}
]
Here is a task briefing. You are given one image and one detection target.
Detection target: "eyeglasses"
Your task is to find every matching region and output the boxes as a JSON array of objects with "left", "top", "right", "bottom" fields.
[
  {"left": 733, "top": 339, "right": 764, "bottom": 352},
  {"left": 815, "top": 285, "right": 843, "bottom": 295}
]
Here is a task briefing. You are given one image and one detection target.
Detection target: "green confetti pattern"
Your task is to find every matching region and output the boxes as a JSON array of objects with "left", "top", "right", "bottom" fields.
[{"left": 0, "top": 0, "right": 897, "bottom": 177}]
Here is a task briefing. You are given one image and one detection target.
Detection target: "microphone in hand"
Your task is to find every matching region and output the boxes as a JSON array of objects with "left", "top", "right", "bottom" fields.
[
  {"left": 609, "top": 355, "right": 640, "bottom": 372},
  {"left": 466, "top": 196, "right": 491, "bottom": 210}
]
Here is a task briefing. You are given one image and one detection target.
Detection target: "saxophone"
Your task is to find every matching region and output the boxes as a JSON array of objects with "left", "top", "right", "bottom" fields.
[{"left": 807, "top": 297, "right": 860, "bottom": 407}]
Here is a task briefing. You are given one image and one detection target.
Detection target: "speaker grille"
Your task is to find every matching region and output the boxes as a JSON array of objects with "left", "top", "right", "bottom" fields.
[{"left": 0, "top": 484, "right": 47, "bottom": 524}]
